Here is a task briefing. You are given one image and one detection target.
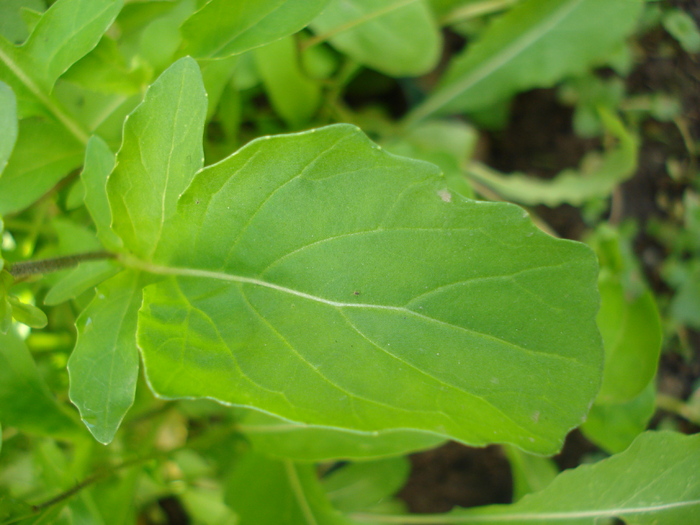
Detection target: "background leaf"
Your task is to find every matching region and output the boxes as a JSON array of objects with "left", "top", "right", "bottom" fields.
[
  {"left": 180, "top": 0, "right": 329, "bottom": 59},
  {"left": 134, "top": 123, "right": 601, "bottom": 455},
  {"left": 0, "top": 327, "right": 82, "bottom": 439},
  {"left": 310, "top": 0, "right": 441, "bottom": 77},
  {"left": 0, "top": 81, "right": 18, "bottom": 175},
  {"left": 224, "top": 452, "right": 351, "bottom": 525},
  {"left": 410, "top": 431, "right": 700, "bottom": 524},
  {"left": 407, "top": 0, "right": 643, "bottom": 124},
  {"left": 240, "top": 409, "right": 444, "bottom": 461}
]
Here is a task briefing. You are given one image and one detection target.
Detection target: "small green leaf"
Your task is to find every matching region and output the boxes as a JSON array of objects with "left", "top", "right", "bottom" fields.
[
  {"left": 0, "top": 327, "right": 81, "bottom": 438},
  {"left": 310, "top": 0, "right": 441, "bottom": 77},
  {"left": 107, "top": 56, "right": 207, "bottom": 261},
  {"left": 224, "top": 452, "right": 352, "bottom": 525},
  {"left": 180, "top": 0, "right": 329, "bottom": 59},
  {"left": 0, "top": 81, "right": 18, "bottom": 175},
  {"left": 407, "top": 0, "right": 643, "bottom": 123},
  {"left": 81, "top": 135, "right": 122, "bottom": 251},
  {"left": 663, "top": 8, "right": 700, "bottom": 54},
  {"left": 417, "top": 431, "right": 700, "bottom": 524},
  {"left": 67, "top": 270, "right": 145, "bottom": 444},
  {"left": 8, "top": 295, "right": 47, "bottom": 328},
  {"left": 255, "top": 36, "right": 321, "bottom": 128},
  {"left": 582, "top": 381, "right": 656, "bottom": 454},
  {"left": 44, "top": 260, "right": 120, "bottom": 306},
  {"left": 241, "top": 409, "right": 443, "bottom": 461}
]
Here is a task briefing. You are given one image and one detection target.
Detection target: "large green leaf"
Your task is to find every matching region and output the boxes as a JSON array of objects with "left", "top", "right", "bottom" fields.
[
  {"left": 180, "top": 0, "right": 329, "bottom": 59},
  {"left": 0, "top": 327, "right": 82, "bottom": 439},
  {"left": 310, "top": 0, "right": 441, "bottom": 77},
  {"left": 0, "top": 81, "right": 18, "bottom": 175},
  {"left": 108, "top": 62, "right": 601, "bottom": 453},
  {"left": 67, "top": 270, "right": 144, "bottom": 444},
  {"left": 356, "top": 431, "right": 700, "bottom": 524},
  {"left": 108, "top": 56, "right": 207, "bottom": 261},
  {"left": 406, "top": 0, "right": 643, "bottom": 124}
]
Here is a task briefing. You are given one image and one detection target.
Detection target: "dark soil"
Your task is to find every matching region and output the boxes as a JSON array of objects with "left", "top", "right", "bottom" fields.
[{"left": 398, "top": 6, "right": 700, "bottom": 514}]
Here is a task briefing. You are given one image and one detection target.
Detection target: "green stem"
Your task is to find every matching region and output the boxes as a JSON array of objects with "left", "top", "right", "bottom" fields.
[{"left": 7, "top": 251, "right": 116, "bottom": 278}]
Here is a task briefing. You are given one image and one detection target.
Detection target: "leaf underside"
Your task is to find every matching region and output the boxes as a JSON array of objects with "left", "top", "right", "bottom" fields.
[{"left": 123, "top": 116, "right": 601, "bottom": 453}]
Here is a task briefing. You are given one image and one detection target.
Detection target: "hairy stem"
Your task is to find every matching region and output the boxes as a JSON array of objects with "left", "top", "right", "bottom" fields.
[{"left": 7, "top": 251, "right": 116, "bottom": 278}]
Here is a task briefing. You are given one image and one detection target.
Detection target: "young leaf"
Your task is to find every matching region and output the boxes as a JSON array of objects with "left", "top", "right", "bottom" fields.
[
  {"left": 44, "top": 260, "right": 120, "bottom": 306},
  {"left": 310, "top": 0, "right": 441, "bottom": 77},
  {"left": 180, "top": 0, "right": 329, "bottom": 59},
  {"left": 107, "top": 56, "right": 207, "bottom": 261},
  {"left": 67, "top": 270, "right": 145, "bottom": 444},
  {"left": 7, "top": 295, "right": 47, "bottom": 328},
  {"left": 224, "top": 452, "right": 352, "bottom": 525},
  {"left": 120, "top": 111, "right": 601, "bottom": 453},
  {"left": 376, "top": 431, "right": 700, "bottom": 524},
  {"left": 81, "top": 135, "right": 122, "bottom": 251},
  {"left": 0, "top": 327, "right": 82, "bottom": 439},
  {"left": 406, "top": 0, "right": 643, "bottom": 124},
  {"left": 240, "top": 409, "right": 444, "bottom": 461},
  {"left": 255, "top": 36, "right": 321, "bottom": 128},
  {"left": 0, "top": 81, "right": 18, "bottom": 174}
]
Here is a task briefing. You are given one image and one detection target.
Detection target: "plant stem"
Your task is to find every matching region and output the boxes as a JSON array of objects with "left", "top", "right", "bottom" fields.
[{"left": 7, "top": 251, "right": 116, "bottom": 278}]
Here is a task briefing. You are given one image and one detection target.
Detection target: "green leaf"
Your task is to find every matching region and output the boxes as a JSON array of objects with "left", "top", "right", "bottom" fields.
[
  {"left": 503, "top": 445, "right": 558, "bottom": 501},
  {"left": 7, "top": 296, "right": 47, "bottom": 328},
  {"left": 466, "top": 110, "right": 638, "bottom": 206},
  {"left": 255, "top": 36, "right": 321, "bottom": 128},
  {"left": 596, "top": 279, "right": 661, "bottom": 404},
  {"left": 0, "top": 270, "right": 13, "bottom": 334},
  {"left": 0, "top": 0, "right": 123, "bottom": 142},
  {"left": 81, "top": 135, "right": 122, "bottom": 251},
  {"left": 0, "top": 0, "right": 45, "bottom": 43},
  {"left": 241, "top": 409, "right": 443, "bottom": 461},
  {"left": 0, "top": 81, "right": 18, "bottom": 175},
  {"left": 323, "top": 457, "right": 410, "bottom": 512},
  {"left": 582, "top": 381, "right": 656, "bottom": 455},
  {"left": 407, "top": 0, "right": 643, "bottom": 124},
  {"left": 124, "top": 115, "right": 601, "bottom": 453},
  {"left": 44, "top": 260, "right": 120, "bottom": 306},
  {"left": 391, "top": 431, "right": 700, "bottom": 524},
  {"left": 224, "top": 452, "right": 351, "bottom": 525},
  {"left": 107, "top": 56, "right": 207, "bottom": 261},
  {"left": 310, "top": 0, "right": 441, "bottom": 77},
  {"left": 0, "top": 116, "right": 83, "bottom": 215},
  {"left": 0, "top": 327, "right": 81, "bottom": 438},
  {"left": 67, "top": 270, "right": 145, "bottom": 444},
  {"left": 663, "top": 8, "right": 700, "bottom": 54},
  {"left": 180, "top": 0, "right": 329, "bottom": 59}
]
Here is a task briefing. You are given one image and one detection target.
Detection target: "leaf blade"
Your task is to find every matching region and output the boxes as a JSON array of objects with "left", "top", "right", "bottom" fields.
[{"left": 136, "top": 124, "right": 602, "bottom": 454}]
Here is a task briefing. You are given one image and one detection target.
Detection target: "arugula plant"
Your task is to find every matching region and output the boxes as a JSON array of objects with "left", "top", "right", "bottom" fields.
[{"left": 0, "top": 0, "right": 697, "bottom": 523}]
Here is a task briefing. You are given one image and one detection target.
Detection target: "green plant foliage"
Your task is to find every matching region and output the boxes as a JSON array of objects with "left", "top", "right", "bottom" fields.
[
  {"left": 407, "top": 0, "right": 643, "bottom": 124},
  {"left": 310, "top": 0, "right": 441, "bottom": 77},
  {"left": 0, "top": 328, "right": 82, "bottom": 439},
  {"left": 0, "top": 81, "right": 17, "bottom": 175},
  {"left": 467, "top": 108, "right": 638, "bottom": 206},
  {"left": 240, "top": 409, "right": 444, "bottom": 461},
  {"left": 108, "top": 61, "right": 601, "bottom": 453},
  {"left": 379, "top": 431, "right": 700, "bottom": 524},
  {"left": 180, "top": 0, "right": 329, "bottom": 59}
]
